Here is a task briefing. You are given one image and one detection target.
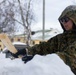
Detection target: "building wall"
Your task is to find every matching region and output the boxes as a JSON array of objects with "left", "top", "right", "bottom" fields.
[{"left": 11, "top": 37, "right": 26, "bottom": 43}]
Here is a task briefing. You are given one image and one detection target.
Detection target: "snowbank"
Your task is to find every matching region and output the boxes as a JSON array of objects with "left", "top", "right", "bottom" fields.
[{"left": 0, "top": 53, "right": 74, "bottom": 75}]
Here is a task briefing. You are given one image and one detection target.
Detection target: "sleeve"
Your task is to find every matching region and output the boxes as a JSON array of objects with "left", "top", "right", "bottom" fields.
[{"left": 28, "top": 36, "right": 59, "bottom": 55}]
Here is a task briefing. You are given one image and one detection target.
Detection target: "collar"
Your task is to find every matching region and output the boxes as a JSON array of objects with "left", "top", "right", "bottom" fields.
[{"left": 64, "top": 30, "right": 76, "bottom": 34}]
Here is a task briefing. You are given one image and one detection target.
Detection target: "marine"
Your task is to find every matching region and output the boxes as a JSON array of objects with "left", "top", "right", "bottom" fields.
[{"left": 11, "top": 5, "right": 76, "bottom": 75}]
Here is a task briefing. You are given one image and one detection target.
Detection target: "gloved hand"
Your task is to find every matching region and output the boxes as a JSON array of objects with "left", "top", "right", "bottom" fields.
[
  {"left": 11, "top": 48, "right": 27, "bottom": 58},
  {"left": 22, "top": 55, "right": 34, "bottom": 63}
]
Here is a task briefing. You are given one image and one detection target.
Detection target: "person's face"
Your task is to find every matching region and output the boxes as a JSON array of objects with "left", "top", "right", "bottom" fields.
[{"left": 60, "top": 17, "right": 73, "bottom": 31}]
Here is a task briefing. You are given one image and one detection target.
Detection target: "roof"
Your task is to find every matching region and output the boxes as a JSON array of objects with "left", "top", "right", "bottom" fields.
[{"left": 31, "top": 28, "right": 61, "bottom": 40}]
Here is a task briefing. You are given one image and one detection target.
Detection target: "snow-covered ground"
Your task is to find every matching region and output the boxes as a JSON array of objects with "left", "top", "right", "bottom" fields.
[{"left": 0, "top": 53, "right": 74, "bottom": 75}]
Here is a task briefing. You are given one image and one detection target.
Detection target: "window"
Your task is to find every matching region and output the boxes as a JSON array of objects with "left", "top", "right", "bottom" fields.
[{"left": 18, "top": 39, "right": 20, "bottom": 41}]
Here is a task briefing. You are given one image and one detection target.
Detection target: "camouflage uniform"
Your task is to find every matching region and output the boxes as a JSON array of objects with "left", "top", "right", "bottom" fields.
[{"left": 28, "top": 5, "right": 76, "bottom": 74}]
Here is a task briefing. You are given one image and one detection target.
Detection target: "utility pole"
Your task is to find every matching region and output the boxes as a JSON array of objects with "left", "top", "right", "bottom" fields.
[{"left": 42, "top": 0, "right": 45, "bottom": 41}]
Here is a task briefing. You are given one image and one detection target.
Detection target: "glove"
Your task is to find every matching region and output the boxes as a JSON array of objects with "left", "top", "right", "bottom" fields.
[{"left": 22, "top": 55, "right": 34, "bottom": 63}]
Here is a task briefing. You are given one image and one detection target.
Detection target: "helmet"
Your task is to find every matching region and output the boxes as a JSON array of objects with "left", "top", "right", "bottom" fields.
[{"left": 58, "top": 5, "right": 76, "bottom": 31}]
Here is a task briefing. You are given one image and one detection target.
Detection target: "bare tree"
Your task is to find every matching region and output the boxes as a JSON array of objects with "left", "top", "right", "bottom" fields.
[
  {"left": 18, "top": 0, "right": 34, "bottom": 45},
  {"left": 0, "top": 0, "right": 16, "bottom": 36},
  {"left": 0, "top": 0, "right": 35, "bottom": 45}
]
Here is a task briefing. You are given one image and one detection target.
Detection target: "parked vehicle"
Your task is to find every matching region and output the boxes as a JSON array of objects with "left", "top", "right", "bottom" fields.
[{"left": 3, "top": 42, "right": 27, "bottom": 59}]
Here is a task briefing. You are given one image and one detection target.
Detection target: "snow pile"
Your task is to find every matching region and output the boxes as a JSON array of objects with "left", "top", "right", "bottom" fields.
[{"left": 0, "top": 53, "right": 74, "bottom": 75}]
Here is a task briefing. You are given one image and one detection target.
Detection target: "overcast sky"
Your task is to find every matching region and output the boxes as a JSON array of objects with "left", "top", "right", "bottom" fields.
[
  {"left": 0, "top": 0, "right": 74, "bottom": 33},
  {"left": 0, "top": 0, "right": 75, "bottom": 33},
  {"left": 31, "top": 0, "right": 75, "bottom": 32}
]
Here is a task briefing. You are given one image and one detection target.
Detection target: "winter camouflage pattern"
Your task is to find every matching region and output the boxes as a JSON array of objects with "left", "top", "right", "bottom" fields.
[{"left": 28, "top": 5, "right": 76, "bottom": 74}]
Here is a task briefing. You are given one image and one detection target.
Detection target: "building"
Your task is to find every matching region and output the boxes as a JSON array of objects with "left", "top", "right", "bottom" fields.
[
  {"left": 31, "top": 28, "right": 61, "bottom": 44},
  {"left": 0, "top": 28, "right": 61, "bottom": 51}
]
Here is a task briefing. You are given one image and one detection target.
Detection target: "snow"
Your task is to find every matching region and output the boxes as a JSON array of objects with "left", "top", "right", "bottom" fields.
[
  {"left": 31, "top": 29, "right": 61, "bottom": 40},
  {"left": 12, "top": 42, "right": 26, "bottom": 45},
  {"left": 0, "top": 53, "right": 74, "bottom": 75}
]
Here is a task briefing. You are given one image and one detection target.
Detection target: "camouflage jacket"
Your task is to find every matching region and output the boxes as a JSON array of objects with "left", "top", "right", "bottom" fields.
[
  {"left": 28, "top": 30, "right": 76, "bottom": 74},
  {"left": 27, "top": 5, "right": 76, "bottom": 74}
]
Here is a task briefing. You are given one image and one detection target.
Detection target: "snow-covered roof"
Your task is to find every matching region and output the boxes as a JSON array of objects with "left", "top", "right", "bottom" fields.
[
  {"left": 31, "top": 28, "right": 62, "bottom": 40},
  {"left": 12, "top": 42, "right": 26, "bottom": 45}
]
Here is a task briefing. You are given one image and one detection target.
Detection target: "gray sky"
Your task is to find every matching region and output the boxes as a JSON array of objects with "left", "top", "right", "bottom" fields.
[
  {"left": 0, "top": 0, "right": 74, "bottom": 33},
  {"left": 31, "top": 0, "right": 74, "bottom": 32}
]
